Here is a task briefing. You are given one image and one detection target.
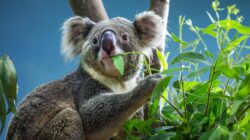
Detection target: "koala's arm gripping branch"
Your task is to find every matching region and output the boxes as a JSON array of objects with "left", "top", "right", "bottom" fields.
[
  {"left": 80, "top": 75, "right": 160, "bottom": 139},
  {"left": 68, "top": 0, "right": 108, "bottom": 22},
  {"left": 148, "top": 0, "right": 170, "bottom": 71}
]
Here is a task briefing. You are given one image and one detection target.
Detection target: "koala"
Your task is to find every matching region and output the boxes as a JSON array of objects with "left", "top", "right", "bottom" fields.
[{"left": 7, "top": 11, "right": 163, "bottom": 140}]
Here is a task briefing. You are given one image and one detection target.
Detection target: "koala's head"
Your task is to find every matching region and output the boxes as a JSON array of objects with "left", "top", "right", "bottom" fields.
[{"left": 61, "top": 12, "right": 163, "bottom": 81}]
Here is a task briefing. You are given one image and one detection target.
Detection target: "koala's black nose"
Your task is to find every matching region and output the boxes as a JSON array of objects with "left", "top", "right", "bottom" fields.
[{"left": 101, "top": 30, "right": 116, "bottom": 55}]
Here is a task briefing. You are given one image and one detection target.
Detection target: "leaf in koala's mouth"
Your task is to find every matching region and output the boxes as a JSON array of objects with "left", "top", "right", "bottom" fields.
[{"left": 112, "top": 55, "right": 124, "bottom": 75}]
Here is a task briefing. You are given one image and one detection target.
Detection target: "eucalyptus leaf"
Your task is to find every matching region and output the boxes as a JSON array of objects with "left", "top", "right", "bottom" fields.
[
  {"left": 239, "top": 109, "right": 250, "bottom": 127},
  {"left": 153, "top": 126, "right": 175, "bottom": 133},
  {"left": 171, "top": 33, "right": 187, "bottom": 46},
  {"left": 6, "top": 98, "right": 18, "bottom": 116},
  {"left": 205, "top": 49, "right": 214, "bottom": 58},
  {"left": 2, "top": 55, "right": 17, "bottom": 99},
  {"left": 148, "top": 132, "right": 176, "bottom": 140},
  {"left": 186, "top": 66, "right": 211, "bottom": 79},
  {"left": 230, "top": 100, "right": 243, "bottom": 115},
  {"left": 204, "top": 19, "right": 250, "bottom": 34},
  {"left": 224, "top": 35, "right": 249, "bottom": 53},
  {"left": 156, "top": 49, "right": 168, "bottom": 70},
  {"left": 0, "top": 81, "right": 6, "bottom": 134},
  {"left": 149, "top": 76, "right": 172, "bottom": 117},
  {"left": 161, "top": 66, "right": 189, "bottom": 75},
  {"left": 237, "top": 73, "right": 250, "bottom": 99},
  {"left": 112, "top": 55, "right": 124, "bottom": 75},
  {"left": 171, "top": 52, "right": 210, "bottom": 65}
]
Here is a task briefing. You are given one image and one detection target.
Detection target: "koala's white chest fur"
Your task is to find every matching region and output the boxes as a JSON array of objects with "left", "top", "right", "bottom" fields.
[{"left": 83, "top": 64, "right": 138, "bottom": 93}]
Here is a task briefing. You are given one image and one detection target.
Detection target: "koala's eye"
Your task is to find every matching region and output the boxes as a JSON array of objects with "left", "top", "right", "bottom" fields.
[
  {"left": 92, "top": 38, "right": 98, "bottom": 45},
  {"left": 122, "top": 34, "right": 128, "bottom": 41}
]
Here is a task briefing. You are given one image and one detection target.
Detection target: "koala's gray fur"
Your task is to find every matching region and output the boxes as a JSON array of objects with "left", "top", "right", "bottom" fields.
[{"left": 7, "top": 11, "right": 163, "bottom": 140}]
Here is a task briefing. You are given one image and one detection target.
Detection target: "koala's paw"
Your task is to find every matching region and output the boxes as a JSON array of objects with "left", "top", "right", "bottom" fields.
[{"left": 138, "top": 74, "right": 162, "bottom": 94}]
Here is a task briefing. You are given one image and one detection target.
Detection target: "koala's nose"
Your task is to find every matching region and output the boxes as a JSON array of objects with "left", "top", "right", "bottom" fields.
[{"left": 101, "top": 30, "right": 116, "bottom": 55}]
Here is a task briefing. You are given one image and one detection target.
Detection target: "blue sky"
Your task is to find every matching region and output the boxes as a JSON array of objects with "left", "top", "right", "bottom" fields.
[{"left": 0, "top": 0, "right": 250, "bottom": 139}]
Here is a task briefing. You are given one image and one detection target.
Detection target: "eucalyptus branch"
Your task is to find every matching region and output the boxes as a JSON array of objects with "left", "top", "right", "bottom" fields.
[
  {"left": 205, "top": 58, "right": 217, "bottom": 116},
  {"left": 178, "top": 16, "right": 187, "bottom": 119}
]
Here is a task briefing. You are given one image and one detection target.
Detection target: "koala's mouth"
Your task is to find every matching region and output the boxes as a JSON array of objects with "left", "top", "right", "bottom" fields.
[{"left": 100, "top": 57, "right": 120, "bottom": 77}]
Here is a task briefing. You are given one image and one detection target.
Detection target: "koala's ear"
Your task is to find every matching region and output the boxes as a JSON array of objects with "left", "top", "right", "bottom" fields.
[
  {"left": 134, "top": 11, "right": 163, "bottom": 48},
  {"left": 61, "top": 16, "right": 95, "bottom": 60}
]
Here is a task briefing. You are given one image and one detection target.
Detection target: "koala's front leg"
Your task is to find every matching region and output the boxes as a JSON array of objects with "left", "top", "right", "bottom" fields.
[{"left": 80, "top": 74, "right": 161, "bottom": 140}]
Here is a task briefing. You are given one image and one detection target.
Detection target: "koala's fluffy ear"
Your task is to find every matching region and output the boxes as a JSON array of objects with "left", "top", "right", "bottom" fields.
[
  {"left": 61, "top": 16, "right": 95, "bottom": 60},
  {"left": 134, "top": 11, "right": 163, "bottom": 48}
]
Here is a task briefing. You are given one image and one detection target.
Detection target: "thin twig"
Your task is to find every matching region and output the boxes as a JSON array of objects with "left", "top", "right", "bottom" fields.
[
  {"left": 178, "top": 16, "right": 187, "bottom": 119},
  {"left": 161, "top": 95, "right": 184, "bottom": 118}
]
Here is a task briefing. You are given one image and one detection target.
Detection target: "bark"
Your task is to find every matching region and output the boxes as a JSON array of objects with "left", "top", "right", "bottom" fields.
[
  {"left": 149, "top": 0, "right": 170, "bottom": 72},
  {"left": 68, "top": 0, "right": 108, "bottom": 22}
]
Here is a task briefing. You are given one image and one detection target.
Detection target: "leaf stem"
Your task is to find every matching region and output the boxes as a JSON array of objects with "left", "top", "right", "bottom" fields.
[
  {"left": 205, "top": 53, "right": 221, "bottom": 116},
  {"left": 178, "top": 16, "right": 187, "bottom": 119},
  {"left": 161, "top": 95, "right": 184, "bottom": 118}
]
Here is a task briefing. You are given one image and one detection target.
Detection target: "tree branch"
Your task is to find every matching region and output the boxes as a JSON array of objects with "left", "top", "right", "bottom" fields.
[
  {"left": 68, "top": 0, "right": 108, "bottom": 22},
  {"left": 149, "top": 0, "right": 170, "bottom": 71}
]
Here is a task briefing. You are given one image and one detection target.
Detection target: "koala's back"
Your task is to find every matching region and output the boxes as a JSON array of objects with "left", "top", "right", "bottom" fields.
[{"left": 6, "top": 74, "right": 84, "bottom": 140}]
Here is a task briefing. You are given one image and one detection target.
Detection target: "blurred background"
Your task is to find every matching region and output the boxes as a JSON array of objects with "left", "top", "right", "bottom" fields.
[{"left": 0, "top": 0, "right": 250, "bottom": 139}]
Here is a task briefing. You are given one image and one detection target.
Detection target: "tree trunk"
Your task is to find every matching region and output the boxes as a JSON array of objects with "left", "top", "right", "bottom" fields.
[
  {"left": 68, "top": 0, "right": 108, "bottom": 22},
  {"left": 149, "top": 0, "right": 170, "bottom": 73}
]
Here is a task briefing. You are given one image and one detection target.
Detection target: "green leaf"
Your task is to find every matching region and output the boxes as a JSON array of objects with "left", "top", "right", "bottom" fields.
[
  {"left": 2, "top": 55, "right": 17, "bottom": 99},
  {"left": 0, "top": 81, "right": 6, "bottom": 134},
  {"left": 171, "top": 52, "right": 210, "bottom": 65},
  {"left": 112, "top": 55, "right": 124, "bottom": 75},
  {"left": 173, "top": 80, "right": 201, "bottom": 92},
  {"left": 205, "top": 19, "right": 250, "bottom": 34},
  {"left": 149, "top": 76, "right": 172, "bottom": 117},
  {"left": 240, "top": 109, "right": 250, "bottom": 127},
  {"left": 171, "top": 33, "right": 187, "bottom": 46},
  {"left": 189, "top": 112, "right": 207, "bottom": 134},
  {"left": 186, "top": 66, "right": 211, "bottom": 79},
  {"left": 6, "top": 98, "right": 18, "bottom": 116},
  {"left": 237, "top": 74, "right": 250, "bottom": 99},
  {"left": 161, "top": 66, "right": 189, "bottom": 75},
  {"left": 230, "top": 100, "right": 244, "bottom": 115},
  {"left": 224, "top": 35, "right": 249, "bottom": 53},
  {"left": 205, "top": 49, "right": 214, "bottom": 58},
  {"left": 185, "top": 82, "right": 208, "bottom": 105},
  {"left": 219, "top": 66, "right": 240, "bottom": 79},
  {"left": 156, "top": 49, "right": 168, "bottom": 70},
  {"left": 230, "top": 132, "right": 244, "bottom": 140},
  {"left": 202, "top": 27, "right": 217, "bottom": 38},
  {"left": 153, "top": 126, "right": 175, "bottom": 133},
  {"left": 200, "top": 125, "right": 229, "bottom": 140},
  {"left": 148, "top": 132, "right": 176, "bottom": 140}
]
